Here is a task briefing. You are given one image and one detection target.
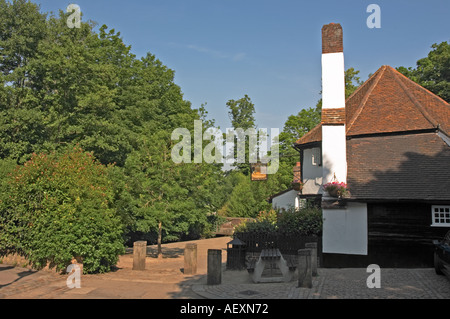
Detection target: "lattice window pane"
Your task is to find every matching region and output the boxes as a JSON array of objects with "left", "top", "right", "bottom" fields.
[{"left": 432, "top": 206, "right": 450, "bottom": 227}]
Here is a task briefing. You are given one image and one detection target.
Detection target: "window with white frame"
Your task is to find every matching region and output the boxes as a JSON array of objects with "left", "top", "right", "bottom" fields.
[
  {"left": 311, "top": 148, "right": 322, "bottom": 166},
  {"left": 431, "top": 205, "right": 450, "bottom": 227}
]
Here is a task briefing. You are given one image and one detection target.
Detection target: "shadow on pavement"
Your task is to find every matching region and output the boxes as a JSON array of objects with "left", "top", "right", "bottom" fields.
[
  {"left": 0, "top": 266, "right": 15, "bottom": 272},
  {"left": 0, "top": 266, "right": 37, "bottom": 289},
  {"left": 146, "top": 247, "right": 184, "bottom": 259},
  {"left": 168, "top": 274, "right": 207, "bottom": 299}
]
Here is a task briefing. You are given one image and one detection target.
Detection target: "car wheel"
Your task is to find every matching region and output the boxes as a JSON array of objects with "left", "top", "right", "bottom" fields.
[{"left": 434, "top": 251, "right": 444, "bottom": 275}]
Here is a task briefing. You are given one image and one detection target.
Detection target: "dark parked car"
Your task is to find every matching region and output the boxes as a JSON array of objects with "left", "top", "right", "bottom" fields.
[{"left": 433, "top": 230, "right": 450, "bottom": 277}]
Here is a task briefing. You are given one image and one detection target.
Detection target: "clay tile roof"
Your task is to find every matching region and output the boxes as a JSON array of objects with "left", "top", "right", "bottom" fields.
[
  {"left": 347, "top": 133, "right": 450, "bottom": 201},
  {"left": 346, "top": 65, "right": 450, "bottom": 137},
  {"left": 294, "top": 65, "right": 450, "bottom": 147},
  {"left": 294, "top": 123, "right": 322, "bottom": 146}
]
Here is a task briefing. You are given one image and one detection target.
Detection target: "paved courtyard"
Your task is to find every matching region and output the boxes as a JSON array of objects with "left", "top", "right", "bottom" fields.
[
  {"left": 194, "top": 268, "right": 450, "bottom": 299},
  {"left": 1, "top": 237, "right": 449, "bottom": 299}
]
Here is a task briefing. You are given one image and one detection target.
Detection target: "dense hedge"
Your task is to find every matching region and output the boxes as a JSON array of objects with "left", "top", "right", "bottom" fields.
[
  {"left": 277, "top": 207, "right": 323, "bottom": 236},
  {"left": 0, "top": 147, "right": 125, "bottom": 273},
  {"left": 234, "top": 207, "right": 323, "bottom": 237}
]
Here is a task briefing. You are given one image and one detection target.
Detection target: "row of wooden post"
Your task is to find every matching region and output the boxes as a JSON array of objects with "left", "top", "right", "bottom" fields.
[
  {"left": 132, "top": 241, "right": 200, "bottom": 275},
  {"left": 132, "top": 241, "right": 317, "bottom": 288}
]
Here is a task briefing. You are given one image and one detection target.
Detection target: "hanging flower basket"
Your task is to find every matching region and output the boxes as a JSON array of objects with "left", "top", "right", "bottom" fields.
[{"left": 323, "top": 181, "right": 348, "bottom": 198}]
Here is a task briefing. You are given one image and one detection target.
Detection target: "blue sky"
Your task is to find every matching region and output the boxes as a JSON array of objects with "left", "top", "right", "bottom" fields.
[{"left": 36, "top": 0, "right": 449, "bottom": 132}]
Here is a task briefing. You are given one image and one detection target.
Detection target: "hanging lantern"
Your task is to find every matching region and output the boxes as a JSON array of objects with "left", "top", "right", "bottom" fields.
[{"left": 251, "top": 163, "right": 268, "bottom": 181}]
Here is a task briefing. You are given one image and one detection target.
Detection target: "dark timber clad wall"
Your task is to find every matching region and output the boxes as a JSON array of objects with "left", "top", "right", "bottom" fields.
[{"left": 322, "top": 202, "right": 450, "bottom": 268}]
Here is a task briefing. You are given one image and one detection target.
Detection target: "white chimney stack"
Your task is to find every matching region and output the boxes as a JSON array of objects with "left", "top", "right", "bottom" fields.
[{"left": 321, "top": 23, "right": 347, "bottom": 186}]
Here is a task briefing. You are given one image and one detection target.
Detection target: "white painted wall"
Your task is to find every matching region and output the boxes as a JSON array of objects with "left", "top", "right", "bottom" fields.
[
  {"left": 321, "top": 50, "right": 347, "bottom": 185},
  {"left": 271, "top": 190, "right": 299, "bottom": 211},
  {"left": 322, "top": 202, "right": 368, "bottom": 255},
  {"left": 321, "top": 52, "right": 345, "bottom": 109},
  {"left": 322, "top": 125, "right": 347, "bottom": 184},
  {"left": 302, "top": 147, "right": 323, "bottom": 195}
]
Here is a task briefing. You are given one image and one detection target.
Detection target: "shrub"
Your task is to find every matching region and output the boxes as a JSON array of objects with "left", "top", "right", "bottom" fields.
[
  {"left": 202, "top": 213, "right": 227, "bottom": 238},
  {"left": 256, "top": 209, "right": 278, "bottom": 225},
  {"left": 235, "top": 207, "right": 323, "bottom": 237},
  {"left": 277, "top": 207, "right": 323, "bottom": 236},
  {"left": 235, "top": 218, "right": 277, "bottom": 234},
  {"left": 0, "top": 147, "right": 125, "bottom": 273}
]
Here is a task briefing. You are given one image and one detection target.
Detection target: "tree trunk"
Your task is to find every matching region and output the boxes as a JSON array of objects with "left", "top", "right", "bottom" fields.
[{"left": 157, "top": 221, "right": 162, "bottom": 259}]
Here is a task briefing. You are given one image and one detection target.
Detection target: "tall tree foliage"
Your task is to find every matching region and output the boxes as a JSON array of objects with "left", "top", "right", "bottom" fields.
[
  {"left": 226, "top": 94, "right": 256, "bottom": 130},
  {"left": 124, "top": 127, "right": 224, "bottom": 254},
  {"left": 0, "top": 0, "right": 47, "bottom": 161},
  {"left": 0, "top": 1, "right": 226, "bottom": 262},
  {"left": 397, "top": 41, "right": 450, "bottom": 102},
  {"left": 222, "top": 95, "right": 291, "bottom": 217},
  {"left": 0, "top": 0, "right": 47, "bottom": 80},
  {"left": 225, "top": 94, "right": 256, "bottom": 175}
]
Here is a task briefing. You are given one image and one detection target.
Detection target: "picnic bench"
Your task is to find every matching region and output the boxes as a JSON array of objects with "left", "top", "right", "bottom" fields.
[{"left": 247, "top": 248, "right": 296, "bottom": 283}]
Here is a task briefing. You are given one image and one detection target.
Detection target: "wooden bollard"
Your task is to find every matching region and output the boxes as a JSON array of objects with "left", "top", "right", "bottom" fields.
[
  {"left": 298, "top": 249, "right": 312, "bottom": 288},
  {"left": 184, "top": 243, "right": 197, "bottom": 275},
  {"left": 207, "top": 249, "right": 222, "bottom": 285},
  {"left": 132, "top": 241, "right": 147, "bottom": 271},
  {"left": 305, "top": 242, "right": 318, "bottom": 276}
]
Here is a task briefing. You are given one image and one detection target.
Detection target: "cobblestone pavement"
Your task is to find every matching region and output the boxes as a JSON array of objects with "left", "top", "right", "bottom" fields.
[
  {"left": 1, "top": 236, "right": 450, "bottom": 299},
  {"left": 193, "top": 268, "right": 450, "bottom": 299}
]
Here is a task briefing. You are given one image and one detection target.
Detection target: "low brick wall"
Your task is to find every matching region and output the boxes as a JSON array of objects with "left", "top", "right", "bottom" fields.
[
  {"left": 215, "top": 217, "right": 255, "bottom": 236},
  {"left": 0, "top": 254, "right": 31, "bottom": 269},
  {"left": 0, "top": 254, "right": 80, "bottom": 272}
]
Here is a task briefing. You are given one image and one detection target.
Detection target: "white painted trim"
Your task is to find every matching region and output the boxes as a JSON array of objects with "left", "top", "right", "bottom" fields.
[{"left": 431, "top": 205, "right": 450, "bottom": 227}]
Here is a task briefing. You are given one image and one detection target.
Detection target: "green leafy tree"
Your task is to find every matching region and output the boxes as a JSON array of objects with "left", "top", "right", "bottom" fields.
[
  {"left": 226, "top": 94, "right": 257, "bottom": 175},
  {"left": 0, "top": 0, "right": 48, "bottom": 161},
  {"left": 125, "top": 128, "right": 224, "bottom": 255},
  {"left": 24, "top": 17, "right": 134, "bottom": 165},
  {"left": 225, "top": 173, "right": 258, "bottom": 217},
  {"left": 221, "top": 166, "right": 292, "bottom": 218},
  {"left": 0, "top": 147, "right": 124, "bottom": 273},
  {"left": 0, "top": 1, "right": 228, "bottom": 265},
  {"left": 345, "top": 67, "right": 363, "bottom": 99},
  {"left": 226, "top": 94, "right": 256, "bottom": 130},
  {"left": 397, "top": 41, "right": 450, "bottom": 102},
  {"left": 0, "top": 0, "right": 47, "bottom": 81},
  {"left": 279, "top": 105, "right": 321, "bottom": 159}
]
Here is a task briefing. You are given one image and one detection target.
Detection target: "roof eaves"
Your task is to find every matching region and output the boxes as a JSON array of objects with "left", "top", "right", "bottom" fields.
[
  {"left": 294, "top": 123, "right": 322, "bottom": 146},
  {"left": 268, "top": 188, "right": 296, "bottom": 202}
]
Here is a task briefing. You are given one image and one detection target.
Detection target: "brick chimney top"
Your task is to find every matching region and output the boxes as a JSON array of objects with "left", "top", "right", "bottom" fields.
[{"left": 322, "top": 23, "right": 343, "bottom": 54}]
